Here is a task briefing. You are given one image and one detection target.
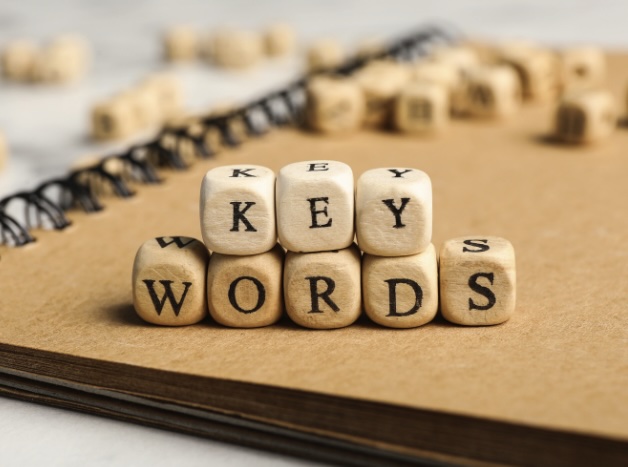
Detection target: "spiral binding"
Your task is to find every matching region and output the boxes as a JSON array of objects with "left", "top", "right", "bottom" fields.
[{"left": 0, "top": 25, "right": 458, "bottom": 247}]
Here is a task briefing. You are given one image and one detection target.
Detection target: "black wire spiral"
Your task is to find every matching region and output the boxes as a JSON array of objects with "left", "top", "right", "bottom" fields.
[{"left": 0, "top": 25, "right": 458, "bottom": 247}]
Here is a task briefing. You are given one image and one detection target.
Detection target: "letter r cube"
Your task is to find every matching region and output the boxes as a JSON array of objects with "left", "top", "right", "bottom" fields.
[
  {"left": 356, "top": 168, "right": 432, "bottom": 256},
  {"left": 200, "top": 164, "right": 276, "bottom": 255},
  {"left": 277, "top": 160, "right": 354, "bottom": 253},
  {"left": 439, "top": 236, "right": 516, "bottom": 326}
]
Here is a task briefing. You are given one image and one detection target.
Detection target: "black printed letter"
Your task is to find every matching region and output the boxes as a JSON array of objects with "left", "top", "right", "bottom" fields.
[
  {"left": 307, "top": 162, "right": 329, "bottom": 172},
  {"left": 462, "top": 239, "right": 490, "bottom": 253},
  {"left": 468, "top": 272, "right": 496, "bottom": 311},
  {"left": 306, "top": 276, "right": 339, "bottom": 313},
  {"left": 230, "top": 168, "right": 256, "bottom": 177},
  {"left": 385, "top": 279, "right": 423, "bottom": 316},
  {"left": 142, "top": 280, "right": 192, "bottom": 316},
  {"left": 382, "top": 198, "right": 411, "bottom": 228},
  {"left": 308, "top": 197, "right": 332, "bottom": 228},
  {"left": 155, "top": 237, "right": 195, "bottom": 249},
  {"left": 228, "top": 276, "right": 266, "bottom": 314},
  {"left": 388, "top": 169, "right": 412, "bottom": 178},
  {"left": 230, "top": 201, "right": 257, "bottom": 232}
]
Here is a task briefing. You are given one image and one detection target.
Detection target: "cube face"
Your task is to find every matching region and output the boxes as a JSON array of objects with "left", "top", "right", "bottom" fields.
[
  {"left": 307, "top": 77, "right": 365, "bottom": 134},
  {"left": 277, "top": 160, "right": 354, "bottom": 253},
  {"left": 465, "top": 66, "right": 522, "bottom": 118},
  {"left": 439, "top": 236, "right": 516, "bottom": 326},
  {"left": 1, "top": 40, "right": 38, "bottom": 81},
  {"left": 200, "top": 164, "right": 276, "bottom": 255},
  {"left": 356, "top": 168, "right": 432, "bottom": 256},
  {"left": 164, "top": 26, "right": 198, "bottom": 61},
  {"left": 91, "top": 99, "right": 136, "bottom": 140},
  {"left": 207, "top": 245, "right": 284, "bottom": 328},
  {"left": 362, "top": 244, "right": 438, "bottom": 328},
  {"left": 264, "top": 24, "right": 295, "bottom": 57},
  {"left": 141, "top": 75, "right": 183, "bottom": 121},
  {"left": 498, "top": 46, "right": 558, "bottom": 102},
  {"left": 283, "top": 245, "right": 361, "bottom": 329},
  {"left": 560, "top": 47, "right": 605, "bottom": 92},
  {"left": 394, "top": 82, "right": 449, "bottom": 133},
  {"left": 555, "top": 91, "right": 616, "bottom": 144},
  {"left": 307, "top": 40, "right": 343, "bottom": 72},
  {"left": 356, "top": 62, "right": 411, "bottom": 127},
  {"left": 132, "top": 236, "right": 209, "bottom": 326}
]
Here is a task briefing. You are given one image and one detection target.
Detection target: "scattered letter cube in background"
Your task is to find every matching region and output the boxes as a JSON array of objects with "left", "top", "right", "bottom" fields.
[
  {"left": 362, "top": 244, "right": 438, "bottom": 328},
  {"left": 465, "top": 65, "right": 522, "bottom": 119},
  {"left": 306, "top": 76, "right": 365, "bottom": 134},
  {"left": 554, "top": 90, "right": 616, "bottom": 144},
  {"left": 429, "top": 45, "right": 479, "bottom": 76},
  {"left": 559, "top": 46, "right": 606, "bottom": 93},
  {"left": 277, "top": 160, "right": 354, "bottom": 253},
  {"left": 394, "top": 82, "right": 449, "bottom": 134},
  {"left": 91, "top": 97, "right": 137, "bottom": 140},
  {"left": 140, "top": 74, "right": 184, "bottom": 121},
  {"left": 283, "top": 244, "right": 361, "bottom": 329},
  {"left": 1, "top": 40, "right": 38, "bottom": 81},
  {"left": 356, "top": 167, "right": 432, "bottom": 256},
  {"left": 201, "top": 164, "right": 276, "bottom": 255},
  {"left": 207, "top": 29, "right": 263, "bottom": 70},
  {"left": 439, "top": 236, "right": 516, "bottom": 326},
  {"left": 163, "top": 25, "right": 199, "bottom": 62},
  {"left": 133, "top": 236, "right": 209, "bottom": 326},
  {"left": 306, "top": 39, "right": 344, "bottom": 72},
  {"left": 207, "top": 244, "right": 284, "bottom": 328},
  {"left": 264, "top": 23, "right": 296, "bottom": 57}
]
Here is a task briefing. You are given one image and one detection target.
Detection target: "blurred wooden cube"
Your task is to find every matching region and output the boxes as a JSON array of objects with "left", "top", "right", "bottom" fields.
[
  {"left": 306, "top": 76, "right": 365, "bottom": 134},
  {"left": 207, "top": 244, "right": 284, "bottom": 328},
  {"left": 207, "top": 29, "right": 264, "bottom": 69},
  {"left": 355, "top": 60, "right": 411, "bottom": 127},
  {"left": 264, "top": 23, "right": 296, "bottom": 57},
  {"left": 91, "top": 96, "right": 137, "bottom": 140},
  {"left": 465, "top": 65, "right": 522, "bottom": 118},
  {"left": 412, "top": 61, "right": 466, "bottom": 115},
  {"left": 141, "top": 74, "right": 184, "bottom": 120},
  {"left": 306, "top": 39, "right": 344, "bottom": 72},
  {"left": 554, "top": 90, "right": 616, "bottom": 144},
  {"left": 1, "top": 40, "right": 38, "bottom": 81},
  {"left": 283, "top": 244, "right": 361, "bottom": 329},
  {"left": 560, "top": 46, "right": 606, "bottom": 93},
  {"left": 394, "top": 81, "right": 449, "bottom": 134},
  {"left": 163, "top": 25, "right": 199, "bottom": 62}
]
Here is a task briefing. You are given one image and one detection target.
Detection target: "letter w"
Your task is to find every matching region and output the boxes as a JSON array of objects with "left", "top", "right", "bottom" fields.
[{"left": 142, "top": 280, "right": 193, "bottom": 316}]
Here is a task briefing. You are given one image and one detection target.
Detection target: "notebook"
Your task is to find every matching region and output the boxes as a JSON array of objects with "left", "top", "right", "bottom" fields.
[{"left": 0, "top": 34, "right": 626, "bottom": 465}]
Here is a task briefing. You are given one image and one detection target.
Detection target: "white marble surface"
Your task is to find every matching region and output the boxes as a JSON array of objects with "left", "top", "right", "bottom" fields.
[{"left": 0, "top": 0, "right": 627, "bottom": 465}]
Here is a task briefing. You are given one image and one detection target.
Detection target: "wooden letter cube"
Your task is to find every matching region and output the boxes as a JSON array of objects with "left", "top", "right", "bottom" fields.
[
  {"left": 306, "top": 39, "right": 344, "bottom": 72},
  {"left": 306, "top": 76, "right": 365, "bottom": 134},
  {"left": 284, "top": 244, "right": 361, "bottom": 329},
  {"left": 554, "top": 90, "right": 616, "bottom": 144},
  {"left": 132, "top": 236, "right": 209, "bottom": 326},
  {"left": 1, "top": 40, "right": 38, "bottom": 81},
  {"left": 560, "top": 46, "right": 605, "bottom": 92},
  {"left": 264, "top": 23, "right": 296, "bottom": 57},
  {"left": 355, "top": 61, "right": 411, "bottom": 127},
  {"left": 91, "top": 97, "right": 137, "bottom": 140},
  {"left": 394, "top": 82, "right": 449, "bottom": 133},
  {"left": 277, "top": 160, "right": 354, "bottom": 253},
  {"left": 201, "top": 164, "right": 276, "bottom": 255},
  {"left": 207, "top": 29, "right": 263, "bottom": 69},
  {"left": 429, "top": 45, "right": 479, "bottom": 75},
  {"left": 356, "top": 167, "right": 432, "bottom": 256},
  {"left": 497, "top": 43, "right": 558, "bottom": 102},
  {"left": 207, "top": 244, "right": 284, "bottom": 328},
  {"left": 141, "top": 74, "right": 184, "bottom": 121},
  {"left": 439, "top": 236, "right": 516, "bottom": 326},
  {"left": 164, "top": 26, "right": 199, "bottom": 62},
  {"left": 34, "top": 35, "right": 90, "bottom": 83},
  {"left": 465, "top": 66, "right": 522, "bottom": 119},
  {"left": 362, "top": 244, "right": 438, "bottom": 328}
]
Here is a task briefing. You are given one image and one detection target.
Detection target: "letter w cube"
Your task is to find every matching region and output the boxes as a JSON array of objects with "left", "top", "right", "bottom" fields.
[{"left": 200, "top": 165, "right": 277, "bottom": 255}]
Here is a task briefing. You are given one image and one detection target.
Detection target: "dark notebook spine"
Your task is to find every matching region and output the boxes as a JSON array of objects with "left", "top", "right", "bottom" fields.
[{"left": 0, "top": 25, "right": 457, "bottom": 247}]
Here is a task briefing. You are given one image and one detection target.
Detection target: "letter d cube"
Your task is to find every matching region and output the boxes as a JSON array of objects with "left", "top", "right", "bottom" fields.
[{"left": 439, "top": 237, "right": 516, "bottom": 326}]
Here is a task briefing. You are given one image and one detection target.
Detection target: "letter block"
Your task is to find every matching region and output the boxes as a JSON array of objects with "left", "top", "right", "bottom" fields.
[
  {"left": 306, "top": 39, "right": 344, "bottom": 72},
  {"left": 497, "top": 43, "right": 558, "bottom": 102},
  {"left": 277, "top": 160, "right": 354, "bottom": 253},
  {"left": 91, "top": 97, "right": 137, "bottom": 140},
  {"left": 356, "top": 168, "right": 432, "bottom": 256},
  {"left": 439, "top": 237, "right": 516, "bottom": 326},
  {"left": 394, "top": 82, "right": 449, "bottom": 134},
  {"left": 207, "top": 244, "right": 284, "bottom": 328},
  {"left": 207, "top": 29, "right": 263, "bottom": 69},
  {"left": 201, "top": 164, "right": 276, "bottom": 255},
  {"left": 362, "top": 244, "right": 438, "bottom": 328},
  {"left": 559, "top": 46, "right": 605, "bottom": 93},
  {"left": 264, "top": 23, "right": 296, "bottom": 57},
  {"left": 306, "top": 76, "right": 365, "bottom": 134},
  {"left": 465, "top": 66, "right": 522, "bottom": 119},
  {"left": 554, "top": 90, "right": 616, "bottom": 144},
  {"left": 132, "top": 236, "right": 209, "bottom": 326},
  {"left": 1, "top": 40, "right": 38, "bottom": 81},
  {"left": 163, "top": 26, "right": 199, "bottom": 62},
  {"left": 283, "top": 245, "right": 361, "bottom": 329}
]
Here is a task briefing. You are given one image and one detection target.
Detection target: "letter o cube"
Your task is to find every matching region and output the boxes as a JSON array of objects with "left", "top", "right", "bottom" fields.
[
  {"left": 362, "top": 244, "right": 438, "bottom": 328},
  {"left": 554, "top": 90, "right": 616, "bottom": 144},
  {"left": 132, "top": 237, "right": 209, "bottom": 326},
  {"left": 200, "top": 164, "right": 277, "bottom": 255},
  {"left": 207, "top": 244, "right": 284, "bottom": 328},
  {"left": 283, "top": 245, "right": 362, "bottom": 329},
  {"left": 277, "top": 160, "right": 354, "bottom": 253},
  {"left": 356, "top": 167, "right": 432, "bottom": 256},
  {"left": 439, "top": 236, "right": 516, "bottom": 326}
]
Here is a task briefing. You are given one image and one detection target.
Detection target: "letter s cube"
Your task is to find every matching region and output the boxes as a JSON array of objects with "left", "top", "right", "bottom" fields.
[
  {"left": 200, "top": 165, "right": 276, "bottom": 255},
  {"left": 439, "top": 237, "right": 516, "bottom": 326},
  {"left": 132, "top": 237, "right": 209, "bottom": 326}
]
